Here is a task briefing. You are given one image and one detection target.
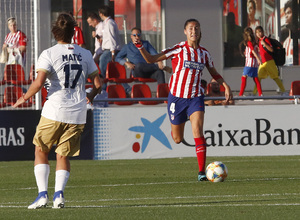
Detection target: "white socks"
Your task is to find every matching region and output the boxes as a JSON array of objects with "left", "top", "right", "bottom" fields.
[
  {"left": 34, "top": 164, "right": 50, "bottom": 193},
  {"left": 55, "top": 170, "right": 70, "bottom": 192},
  {"left": 34, "top": 164, "right": 70, "bottom": 194}
]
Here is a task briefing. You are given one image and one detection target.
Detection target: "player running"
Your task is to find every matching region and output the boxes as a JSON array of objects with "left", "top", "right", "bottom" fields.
[
  {"left": 13, "top": 12, "right": 102, "bottom": 209},
  {"left": 135, "top": 18, "right": 232, "bottom": 181}
]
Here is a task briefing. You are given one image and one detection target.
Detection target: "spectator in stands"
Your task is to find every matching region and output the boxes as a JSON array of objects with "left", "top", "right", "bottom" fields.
[
  {"left": 254, "top": 26, "right": 286, "bottom": 95},
  {"left": 70, "top": 12, "right": 85, "bottom": 47},
  {"left": 205, "top": 78, "right": 235, "bottom": 106},
  {"left": 87, "top": 12, "right": 103, "bottom": 63},
  {"left": 98, "top": 6, "right": 121, "bottom": 82},
  {"left": 116, "top": 27, "right": 170, "bottom": 84},
  {"left": 2, "top": 17, "right": 27, "bottom": 67}
]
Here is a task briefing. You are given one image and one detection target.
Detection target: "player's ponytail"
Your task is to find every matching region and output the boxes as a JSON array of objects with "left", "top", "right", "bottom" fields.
[{"left": 52, "top": 12, "right": 76, "bottom": 43}]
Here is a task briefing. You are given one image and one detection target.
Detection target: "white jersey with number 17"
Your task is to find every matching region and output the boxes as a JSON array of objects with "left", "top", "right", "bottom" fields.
[{"left": 36, "top": 43, "right": 98, "bottom": 124}]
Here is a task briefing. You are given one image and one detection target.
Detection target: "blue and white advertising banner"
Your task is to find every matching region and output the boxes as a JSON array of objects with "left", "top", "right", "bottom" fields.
[{"left": 93, "top": 104, "right": 300, "bottom": 160}]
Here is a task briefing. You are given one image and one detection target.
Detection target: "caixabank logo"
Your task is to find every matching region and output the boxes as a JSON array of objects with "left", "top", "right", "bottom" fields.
[{"left": 128, "top": 113, "right": 172, "bottom": 153}]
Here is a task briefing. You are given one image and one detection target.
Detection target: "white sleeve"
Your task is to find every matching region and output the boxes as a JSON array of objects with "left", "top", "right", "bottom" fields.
[{"left": 36, "top": 50, "right": 52, "bottom": 73}]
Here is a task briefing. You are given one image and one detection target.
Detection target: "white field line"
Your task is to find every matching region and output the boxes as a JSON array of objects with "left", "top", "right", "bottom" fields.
[
  {"left": 0, "top": 177, "right": 300, "bottom": 192},
  {"left": 1, "top": 192, "right": 300, "bottom": 208},
  {"left": 1, "top": 203, "right": 300, "bottom": 209}
]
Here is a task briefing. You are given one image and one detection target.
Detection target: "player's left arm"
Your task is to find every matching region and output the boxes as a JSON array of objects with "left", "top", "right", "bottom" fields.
[
  {"left": 86, "top": 72, "right": 102, "bottom": 104},
  {"left": 207, "top": 66, "right": 233, "bottom": 103},
  {"left": 13, "top": 70, "right": 47, "bottom": 108}
]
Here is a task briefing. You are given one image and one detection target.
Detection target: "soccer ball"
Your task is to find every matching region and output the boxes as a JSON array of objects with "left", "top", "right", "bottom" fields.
[{"left": 206, "top": 161, "right": 228, "bottom": 182}]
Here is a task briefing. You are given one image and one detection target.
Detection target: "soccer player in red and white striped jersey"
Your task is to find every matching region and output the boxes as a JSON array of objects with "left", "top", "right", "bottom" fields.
[
  {"left": 135, "top": 18, "right": 232, "bottom": 181},
  {"left": 239, "top": 27, "right": 262, "bottom": 96},
  {"left": 2, "top": 17, "right": 27, "bottom": 67}
]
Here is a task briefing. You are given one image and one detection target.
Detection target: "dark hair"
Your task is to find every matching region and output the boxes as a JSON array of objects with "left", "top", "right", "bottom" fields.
[
  {"left": 284, "top": 0, "right": 293, "bottom": 12},
  {"left": 52, "top": 13, "right": 76, "bottom": 43},
  {"left": 247, "top": 0, "right": 256, "bottom": 11},
  {"left": 131, "top": 27, "right": 141, "bottom": 33},
  {"left": 243, "top": 27, "right": 256, "bottom": 46},
  {"left": 87, "top": 12, "right": 100, "bottom": 21},
  {"left": 184, "top": 18, "right": 200, "bottom": 29},
  {"left": 98, "top": 5, "right": 110, "bottom": 17},
  {"left": 255, "top": 25, "right": 264, "bottom": 33}
]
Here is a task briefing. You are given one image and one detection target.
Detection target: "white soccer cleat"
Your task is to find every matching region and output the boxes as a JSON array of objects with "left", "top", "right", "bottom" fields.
[
  {"left": 28, "top": 191, "right": 49, "bottom": 209},
  {"left": 52, "top": 191, "right": 65, "bottom": 209}
]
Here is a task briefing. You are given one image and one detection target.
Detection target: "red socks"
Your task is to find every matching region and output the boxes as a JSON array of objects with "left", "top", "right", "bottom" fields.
[
  {"left": 254, "top": 77, "right": 262, "bottom": 96},
  {"left": 195, "top": 136, "right": 207, "bottom": 173},
  {"left": 239, "top": 76, "right": 246, "bottom": 96}
]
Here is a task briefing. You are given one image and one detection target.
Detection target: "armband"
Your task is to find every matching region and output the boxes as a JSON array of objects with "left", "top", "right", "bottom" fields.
[
  {"left": 134, "top": 42, "right": 144, "bottom": 50},
  {"left": 22, "top": 95, "right": 28, "bottom": 102},
  {"left": 212, "top": 74, "right": 223, "bottom": 81}
]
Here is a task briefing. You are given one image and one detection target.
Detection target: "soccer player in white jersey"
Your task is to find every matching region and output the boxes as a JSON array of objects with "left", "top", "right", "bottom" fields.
[
  {"left": 2, "top": 17, "right": 27, "bottom": 67},
  {"left": 13, "top": 13, "right": 102, "bottom": 209},
  {"left": 135, "top": 18, "right": 233, "bottom": 181}
]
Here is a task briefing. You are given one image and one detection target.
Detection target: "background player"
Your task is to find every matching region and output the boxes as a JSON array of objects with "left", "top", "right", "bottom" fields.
[
  {"left": 135, "top": 18, "right": 232, "bottom": 181},
  {"left": 239, "top": 27, "right": 262, "bottom": 97},
  {"left": 254, "top": 26, "right": 286, "bottom": 95},
  {"left": 13, "top": 13, "right": 102, "bottom": 209}
]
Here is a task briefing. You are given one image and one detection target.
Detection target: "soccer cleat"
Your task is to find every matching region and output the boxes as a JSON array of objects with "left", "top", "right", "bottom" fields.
[
  {"left": 28, "top": 191, "right": 49, "bottom": 209},
  {"left": 52, "top": 191, "right": 65, "bottom": 209},
  {"left": 198, "top": 171, "right": 208, "bottom": 181}
]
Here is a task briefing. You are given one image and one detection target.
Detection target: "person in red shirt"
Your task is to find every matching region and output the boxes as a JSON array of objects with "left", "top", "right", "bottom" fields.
[
  {"left": 239, "top": 27, "right": 262, "bottom": 96},
  {"left": 254, "top": 26, "right": 286, "bottom": 95},
  {"left": 2, "top": 17, "right": 27, "bottom": 67},
  {"left": 135, "top": 18, "right": 233, "bottom": 181}
]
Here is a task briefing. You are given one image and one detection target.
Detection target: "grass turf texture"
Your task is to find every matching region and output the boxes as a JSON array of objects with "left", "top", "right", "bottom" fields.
[{"left": 0, "top": 156, "right": 299, "bottom": 220}]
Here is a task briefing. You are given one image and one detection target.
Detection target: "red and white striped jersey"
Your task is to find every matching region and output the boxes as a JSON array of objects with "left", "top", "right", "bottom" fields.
[
  {"left": 163, "top": 41, "right": 214, "bottom": 98},
  {"left": 245, "top": 41, "right": 259, "bottom": 68},
  {"left": 4, "top": 30, "right": 27, "bottom": 48},
  {"left": 72, "top": 26, "right": 85, "bottom": 46}
]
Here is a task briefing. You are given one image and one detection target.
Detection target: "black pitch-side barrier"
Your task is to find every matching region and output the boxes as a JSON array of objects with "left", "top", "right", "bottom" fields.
[{"left": 0, "top": 110, "right": 94, "bottom": 161}]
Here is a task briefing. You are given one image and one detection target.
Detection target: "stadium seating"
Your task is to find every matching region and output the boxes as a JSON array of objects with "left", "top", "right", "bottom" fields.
[
  {"left": 4, "top": 64, "right": 31, "bottom": 85},
  {"left": 3, "top": 86, "right": 32, "bottom": 107},
  {"left": 156, "top": 83, "right": 169, "bottom": 103},
  {"left": 131, "top": 84, "right": 159, "bottom": 105},
  {"left": 289, "top": 80, "right": 300, "bottom": 96},
  {"left": 107, "top": 84, "right": 133, "bottom": 105},
  {"left": 106, "top": 62, "right": 133, "bottom": 83}
]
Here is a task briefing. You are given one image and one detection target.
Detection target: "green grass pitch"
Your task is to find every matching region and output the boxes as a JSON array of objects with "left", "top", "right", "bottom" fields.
[{"left": 0, "top": 156, "right": 299, "bottom": 219}]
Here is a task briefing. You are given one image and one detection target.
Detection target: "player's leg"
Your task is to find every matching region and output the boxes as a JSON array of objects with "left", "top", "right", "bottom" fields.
[
  {"left": 253, "top": 77, "right": 263, "bottom": 96},
  {"left": 53, "top": 154, "right": 70, "bottom": 209},
  {"left": 52, "top": 123, "right": 84, "bottom": 209},
  {"left": 189, "top": 111, "right": 207, "bottom": 181},
  {"left": 253, "top": 64, "right": 267, "bottom": 95},
  {"left": 170, "top": 123, "right": 185, "bottom": 144},
  {"left": 267, "top": 60, "right": 286, "bottom": 93},
  {"left": 167, "top": 93, "right": 188, "bottom": 143},
  {"left": 27, "top": 147, "right": 50, "bottom": 209},
  {"left": 239, "top": 75, "right": 247, "bottom": 96},
  {"left": 187, "top": 96, "right": 207, "bottom": 181}
]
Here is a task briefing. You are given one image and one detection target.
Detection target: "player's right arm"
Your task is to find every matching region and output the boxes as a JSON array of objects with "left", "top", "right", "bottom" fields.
[
  {"left": 134, "top": 40, "right": 166, "bottom": 63},
  {"left": 13, "top": 70, "right": 47, "bottom": 108}
]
